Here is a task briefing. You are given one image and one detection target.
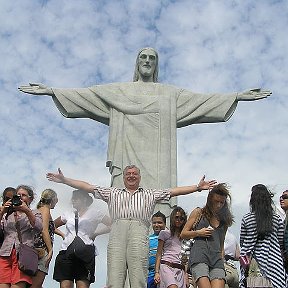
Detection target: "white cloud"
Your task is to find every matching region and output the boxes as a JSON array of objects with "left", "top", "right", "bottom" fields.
[{"left": 1, "top": 0, "right": 288, "bottom": 287}]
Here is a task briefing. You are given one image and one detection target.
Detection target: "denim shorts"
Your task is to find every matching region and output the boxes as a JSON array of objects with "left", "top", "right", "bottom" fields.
[{"left": 191, "top": 262, "right": 225, "bottom": 282}]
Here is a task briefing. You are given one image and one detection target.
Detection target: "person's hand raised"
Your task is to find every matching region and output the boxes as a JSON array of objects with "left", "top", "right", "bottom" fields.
[{"left": 46, "top": 168, "right": 65, "bottom": 183}]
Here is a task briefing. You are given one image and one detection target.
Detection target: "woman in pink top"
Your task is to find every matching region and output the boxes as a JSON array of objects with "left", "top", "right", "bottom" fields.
[{"left": 154, "top": 207, "right": 187, "bottom": 288}]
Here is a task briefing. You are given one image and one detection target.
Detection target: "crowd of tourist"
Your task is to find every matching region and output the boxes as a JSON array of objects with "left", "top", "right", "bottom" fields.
[{"left": 0, "top": 165, "right": 287, "bottom": 288}]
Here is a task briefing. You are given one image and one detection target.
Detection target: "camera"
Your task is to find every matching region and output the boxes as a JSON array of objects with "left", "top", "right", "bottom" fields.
[
  {"left": 11, "top": 195, "right": 22, "bottom": 206},
  {"left": 5, "top": 195, "right": 22, "bottom": 219}
]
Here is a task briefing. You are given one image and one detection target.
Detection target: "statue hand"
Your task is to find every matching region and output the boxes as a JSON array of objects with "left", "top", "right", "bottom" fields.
[
  {"left": 18, "top": 83, "right": 54, "bottom": 96},
  {"left": 237, "top": 88, "right": 272, "bottom": 101}
]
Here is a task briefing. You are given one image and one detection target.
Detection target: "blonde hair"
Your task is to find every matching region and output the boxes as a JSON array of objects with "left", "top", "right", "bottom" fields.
[{"left": 37, "top": 188, "right": 57, "bottom": 209}]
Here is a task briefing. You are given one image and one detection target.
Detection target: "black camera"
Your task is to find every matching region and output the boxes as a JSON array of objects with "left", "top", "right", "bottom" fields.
[
  {"left": 11, "top": 195, "right": 22, "bottom": 206},
  {"left": 5, "top": 195, "right": 22, "bottom": 219}
]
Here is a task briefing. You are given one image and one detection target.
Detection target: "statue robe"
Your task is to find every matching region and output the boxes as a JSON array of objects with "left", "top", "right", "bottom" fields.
[{"left": 52, "top": 82, "right": 237, "bottom": 192}]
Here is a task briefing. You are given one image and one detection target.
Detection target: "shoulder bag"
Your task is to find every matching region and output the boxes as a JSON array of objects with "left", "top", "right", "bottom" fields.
[
  {"left": 246, "top": 258, "right": 272, "bottom": 287},
  {"left": 15, "top": 214, "right": 38, "bottom": 276},
  {"left": 0, "top": 222, "right": 4, "bottom": 247},
  {"left": 240, "top": 249, "right": 272, "bottom": 287},
  {"left": 66, "top": 211, "right": 95, "bottom": 263}
]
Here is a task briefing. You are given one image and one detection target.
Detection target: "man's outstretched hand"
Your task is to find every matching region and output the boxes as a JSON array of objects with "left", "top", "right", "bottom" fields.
[
  {"left": 46, "top": 168, "right": 65, "bottom": 183},
  {"left": 197, "top": 175, "right": 217, "bottom": 191}
]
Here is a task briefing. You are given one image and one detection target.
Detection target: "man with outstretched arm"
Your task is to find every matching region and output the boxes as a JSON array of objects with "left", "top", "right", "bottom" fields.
[{"left": 47, "top": 165, "right": 216, "bottom": 288}]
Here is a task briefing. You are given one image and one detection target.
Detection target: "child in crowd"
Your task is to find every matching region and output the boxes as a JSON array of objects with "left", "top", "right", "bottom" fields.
[
  {"left": 147, "top": 211, "right": 166, "bottom": 288},
  {"left": 154, "top": 206, "right": 187, "bottom": 288}
]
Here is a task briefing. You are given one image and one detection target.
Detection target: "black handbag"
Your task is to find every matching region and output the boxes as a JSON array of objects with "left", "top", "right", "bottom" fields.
[{"left": 66, "top": 211, "right": 94, "bottom": 263}]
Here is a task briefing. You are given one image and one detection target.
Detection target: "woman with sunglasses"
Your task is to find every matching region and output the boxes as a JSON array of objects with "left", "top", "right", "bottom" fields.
[
  {"left": 239, "top": 184, "right": 287, "bottom": 288},
  {"left": 154, "top": 206, "right": 187, "bottom": 288},
  {"left": 0, "top": 185, "right": 42, "bottom": 288},
  {"left": 280, "top": 190, "right": 288, "bottom": 273},
  {"left": 180, "top": 183, "right": 233, "bottom": 288}
]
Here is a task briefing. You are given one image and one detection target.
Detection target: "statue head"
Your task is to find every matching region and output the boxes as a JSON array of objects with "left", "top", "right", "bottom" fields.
[{"left": 133, "top": 47, "right": 159, "bottom": 82}]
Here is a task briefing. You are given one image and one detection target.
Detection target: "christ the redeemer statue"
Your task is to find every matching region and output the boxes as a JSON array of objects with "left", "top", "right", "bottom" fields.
[{"left": 19, "top": 47, "right": 271, "bottom": 194}]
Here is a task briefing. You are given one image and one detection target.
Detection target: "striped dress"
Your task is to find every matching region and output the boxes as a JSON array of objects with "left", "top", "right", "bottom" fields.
[{"left": 240, "top": 212, "right": 287, "bottom": 287}]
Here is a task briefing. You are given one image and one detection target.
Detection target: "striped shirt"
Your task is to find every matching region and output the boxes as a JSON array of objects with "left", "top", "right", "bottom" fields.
[
  {"left": 284, "top": 221, "right": 288, "bottom": 253},
  {"left": 240, "top": 212, "right": 287, "bottom": 288},
  {"left": 93, "top": 186, "right": 171, "bottom": 226}
]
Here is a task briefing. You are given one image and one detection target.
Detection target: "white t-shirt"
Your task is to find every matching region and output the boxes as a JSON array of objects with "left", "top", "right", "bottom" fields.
[
  {"left": 60, "top": 200, "right": 106, "bottom": 255},
  {"left": 224, "top": 229, "right": 238, "bottom": 257}
]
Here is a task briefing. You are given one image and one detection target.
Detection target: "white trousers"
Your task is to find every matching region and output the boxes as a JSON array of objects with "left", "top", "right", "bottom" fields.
[{"left": 107, "top": 219, "right": 149, "bottom": 288}]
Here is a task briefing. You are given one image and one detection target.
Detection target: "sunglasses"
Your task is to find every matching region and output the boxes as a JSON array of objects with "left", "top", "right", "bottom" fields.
[
  {"left": 175, "top": 215, "right": 186, "bottom": 221},
  {"left": 280, "top": 195, "right": 288, "bottom": 200}
]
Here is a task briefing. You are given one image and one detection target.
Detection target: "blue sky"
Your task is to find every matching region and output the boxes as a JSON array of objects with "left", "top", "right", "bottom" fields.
[{"left": 1, "top": 0, "right": 288, "bottom": 287}]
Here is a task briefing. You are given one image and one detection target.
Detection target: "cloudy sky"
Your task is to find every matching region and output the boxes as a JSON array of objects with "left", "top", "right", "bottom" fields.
[{"left": 1, "top": 0, "right": 288, "bottom": 287}]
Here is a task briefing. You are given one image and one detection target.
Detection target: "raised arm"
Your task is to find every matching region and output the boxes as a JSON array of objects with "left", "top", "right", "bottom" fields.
[
  {"left": 18, "top": 83, "right": 54, "bottom": 96},
  {"left": 236, "top": 88, "right": 272, "bottom": 101},
  {"left": 46, "top": 168, "right": 95, "bottom": 194},
  {"left": 15, "top": 202, "right": 42, "bottom": 231},
  {"left": 170, "top": 175, "right": 216, "bottom": 197}
]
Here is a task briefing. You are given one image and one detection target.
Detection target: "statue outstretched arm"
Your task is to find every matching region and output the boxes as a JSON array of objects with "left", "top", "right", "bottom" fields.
[
  {"left": 18, "top": 83, "right": 54, "bottom": 96},
  {"left": 236, "top": 88, "right": 272, "bottom": 101}
]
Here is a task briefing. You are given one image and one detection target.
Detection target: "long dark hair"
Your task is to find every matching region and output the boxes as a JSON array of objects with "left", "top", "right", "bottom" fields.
[
  {"left": 202, "top": 183, "right": 234, "bottom": 227},
  {"left": 250, "top": 184, "right": 274, "bottom": 239},
  {"left": 170, "top": 206, "right": 187, "bottom": 237}
]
